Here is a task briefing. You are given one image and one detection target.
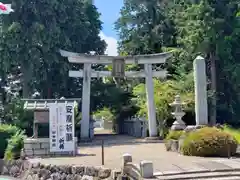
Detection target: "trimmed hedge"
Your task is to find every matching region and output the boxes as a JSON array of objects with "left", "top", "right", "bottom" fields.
[
  {"left": 165, "top": 130, "right": 184, "bottom": 140},
  {"left": 180, "top": 127, "right": 238, "bottom": 157}
]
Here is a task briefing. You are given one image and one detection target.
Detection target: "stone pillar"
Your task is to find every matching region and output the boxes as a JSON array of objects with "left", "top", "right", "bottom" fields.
[
  {"left": 145, "top": 64, "right": 158, "bottom": 137},
  {"left": 140, "top": 160, "right": 154, "bottom": 178},
  {"left": 122, "top": 153, "right": 132, "bottom": 166},
  {"left": 193, "top": 56, "right": 208, "bottom": 125},
  {"left": 81, "top": 63, "right": 91, "bottom": 139}
]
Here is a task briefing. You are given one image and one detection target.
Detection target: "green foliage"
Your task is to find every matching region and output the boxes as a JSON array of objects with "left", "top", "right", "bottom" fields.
[
  {"left": 132, "top": 73, "right": 194, "bottom": 124},
  {"left": 0, "top": 124, "right": 22, "bottom": 158},
  {"left": 93, "top": 107, "right": 114, "bottom": 122},
  {"left": 115, "top": 0, "right": 176, "bottom": 55},
  {"left": 4, "top": 98, "right": 33, "bottom": 136},
  {"left": 0, "top": 0, "right": 106, "bottom": 99},
  {"left": 174, "top": 0, "right": 240, "bottom": 124},
  {"left": 4, "top": 130, "right": 25, "bottom": 160},
  {"left": 223, "top": 125, "right": 240, "bottom": 144},
  {"left": 0, "top": 0, "right": 125, "bottom": 133},
  {"left": 116, "top": 0, "right": 240, "bottom": 125},
  {"left": 181, "top": 127, "right": 238, "bottom": 157},
  {"left": 165, "top": 130, "right": 184, "bottom": 140},
  {"left": 1, "top": 0, "right": 240, "bottom": 132}
]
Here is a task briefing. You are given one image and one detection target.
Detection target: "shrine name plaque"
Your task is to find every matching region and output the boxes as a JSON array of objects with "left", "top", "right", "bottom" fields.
[
  {"left": 112, "top": 58, "right": 125, "bottom": 77},
  {"left": 34, "top": 111, "right": 49, "bottom": 123}
]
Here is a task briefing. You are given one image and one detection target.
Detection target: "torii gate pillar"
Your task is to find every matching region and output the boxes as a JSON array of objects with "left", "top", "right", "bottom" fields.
[
  {"left": 145, "top": 64, "right": 157, "bottom": 136},
  {"left": 81, "top": 63, "right": 92, "bottom": 139}
]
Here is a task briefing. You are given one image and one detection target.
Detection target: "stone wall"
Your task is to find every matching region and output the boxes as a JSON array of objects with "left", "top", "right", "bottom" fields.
[
  {"left": 122, "top": 117, "right": 147, "bottom": 138},
  {"left": 23, "top": 137, "right": 78, "bottom": 157},
  {"left": 103, "top": 121, "right": 113, "bottom": 130},
  {"left": 0, "top": 154, "right": 155, "bottom": 179},
  {"left": 0, "top": 159, "right": 112, "bottom": 180}
]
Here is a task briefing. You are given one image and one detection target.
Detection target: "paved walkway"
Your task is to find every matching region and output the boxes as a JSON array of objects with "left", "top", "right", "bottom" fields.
[{"left": 38, "top": 135, "right": 240, "bottom": 175}]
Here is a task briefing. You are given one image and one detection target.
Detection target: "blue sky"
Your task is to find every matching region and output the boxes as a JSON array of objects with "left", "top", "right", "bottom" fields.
[
  {"left": 95, "top": 0, "right": 123, "bottom": 39},
  {"left": 94, "top": 0, "right": 123, "bottom": 55}
]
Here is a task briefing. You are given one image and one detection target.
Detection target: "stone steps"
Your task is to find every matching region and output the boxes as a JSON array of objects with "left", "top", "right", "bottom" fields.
[
  {"left": 0, "top": 176, "right": 19, "bottom": 180},
  {"left": 195, "top": 177, "right": 240, "bottom": 180},
  {"left": 155, "top": 170, "right": 240, "bottom": 180}
]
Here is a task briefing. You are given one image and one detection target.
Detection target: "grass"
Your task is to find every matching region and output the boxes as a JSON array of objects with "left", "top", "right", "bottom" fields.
[{"left": 223, "top": 125, "right": 240, "bottom": 144}]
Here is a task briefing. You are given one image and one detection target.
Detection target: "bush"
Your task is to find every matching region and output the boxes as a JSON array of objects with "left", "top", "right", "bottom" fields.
[
  {"left": 165, "top": 130, "right": 184, "bottom": 140},
  {"left": 4, "top": 130, "right": 25, "bottom": 160},
  {"left": 223, "top": 125, "right": 240, "bottom": 144},
  {"left": 0, "top": 124, "right": 20, "bottom": 158},
  {"left": 181, "top": 127, "right": 238, "bottom": 157}
]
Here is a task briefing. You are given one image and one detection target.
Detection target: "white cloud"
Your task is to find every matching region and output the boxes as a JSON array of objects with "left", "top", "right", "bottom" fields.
[{"left": 100, "top": 32, "right": 118, "bottom": 56}]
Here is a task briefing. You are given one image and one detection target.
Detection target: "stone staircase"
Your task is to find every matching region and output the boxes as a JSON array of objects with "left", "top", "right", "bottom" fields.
[
  {"left": 155, "top": 169, "right": 240, "bottom": 180},
  {"left": 120, "top": 153, "right": 240, "bottom": 180}
]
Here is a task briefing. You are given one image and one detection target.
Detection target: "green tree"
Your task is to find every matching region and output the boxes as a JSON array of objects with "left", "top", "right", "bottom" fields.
[
  {"left": 116, "top": 0, "right": 240, "bottom": 126},
  {"left": 0, "top": 0, "right": 106, "bottom": 98},
  {"left": 115, "top": 0, "right": 176, "bottom": 55},
  {"left": 175, "top": 0, "right": 240, "bottom": 124},
  {"left": 132, "top": 73, "right": 194, "bottom": 123}
]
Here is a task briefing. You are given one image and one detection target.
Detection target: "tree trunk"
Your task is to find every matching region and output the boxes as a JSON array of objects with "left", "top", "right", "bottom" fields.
[
  {"left": 0, "top": 69, "right": 6, "bottom": 105},
  {"left": 209, "top": 51, "right": 217, "bottom": 126},
  {"left": 21, "top": 63, "right": 31, "bottom": 98}
]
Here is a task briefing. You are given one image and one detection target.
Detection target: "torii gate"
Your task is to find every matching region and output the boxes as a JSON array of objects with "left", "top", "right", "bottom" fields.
[{"left": 60, "top": 50, "right": 171, "bottom": 139}]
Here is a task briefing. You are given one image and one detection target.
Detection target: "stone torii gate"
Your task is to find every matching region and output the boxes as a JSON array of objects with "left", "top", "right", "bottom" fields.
[{"left": 60, "top": 50, "right": 171, "bottom": 139}]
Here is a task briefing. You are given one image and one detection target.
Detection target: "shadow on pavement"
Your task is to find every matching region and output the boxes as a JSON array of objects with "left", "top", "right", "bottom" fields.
[{"left": 78, "top": 134, "right": 163, "bottom": 148}]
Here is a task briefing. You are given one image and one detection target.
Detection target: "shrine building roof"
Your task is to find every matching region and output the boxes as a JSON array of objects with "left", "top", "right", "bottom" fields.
[{"left": 22, "top": 98, "right": 80, "bottom": 110}]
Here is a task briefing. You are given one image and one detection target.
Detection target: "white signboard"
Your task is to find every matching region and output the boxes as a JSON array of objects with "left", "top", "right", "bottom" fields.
[{"left": 49, "top": 103, "right": 75, "bottom": 152}]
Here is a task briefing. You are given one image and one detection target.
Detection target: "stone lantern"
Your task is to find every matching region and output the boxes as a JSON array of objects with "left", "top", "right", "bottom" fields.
[{"left": 170, "top": 95, "right": 186, "bottom": 130}]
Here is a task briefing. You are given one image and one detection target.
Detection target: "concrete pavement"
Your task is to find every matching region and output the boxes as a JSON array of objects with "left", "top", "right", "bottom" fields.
[{"left": 36, "top": 134, "right": 240, "bottom": 179}]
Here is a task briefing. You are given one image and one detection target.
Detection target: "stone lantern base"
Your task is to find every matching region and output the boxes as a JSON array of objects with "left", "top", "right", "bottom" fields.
[{"left": 171, "top": 120, "right": 186, "bottom": 131}]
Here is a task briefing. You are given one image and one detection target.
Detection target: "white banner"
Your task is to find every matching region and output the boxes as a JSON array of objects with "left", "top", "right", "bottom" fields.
[{"left": 49, "top": 103, "right": 75, "bottom": 152}]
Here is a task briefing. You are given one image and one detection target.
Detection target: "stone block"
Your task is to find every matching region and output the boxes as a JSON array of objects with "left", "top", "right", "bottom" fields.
[
  {"left": 2, "top": 166, "right": 9, "bottom": 175},
  {"left": 140, "top": 160, "right": 153, "bottom": 178},
  {"left": 178, "top": 134, "right": 187, "bottom": 153},
  {"left": 71, "top": 165, "right": 85, "bottom": 175},
  {"left": 170, "top": 140, "right": 179, "bottom": 152},
  {"left": 111, "top": 170, "right": 121, "bottom": 180},
  {"left": 24, "top": 143, "right": 41, "bottom": 149},
  {"left": 164, "top": 140, "right": 172, "bottom": 151},
  {"left": 36, "top": 138, "right": 49, "bottom": 143},
  {"left": 184, "top": 125, "right": 205, "bottom": 133},
  {"left": 81, "top": 175, "right": 93, "bottom": 180},
  {"left": 122, "top": 153, "right": 132, "bottom": 165},
  {"left": 9, "top": 165, "right": 20, "bottom": 177},
  {"left": 24, "top": 150, "right": 33, "bottom": 156},
  {"left": 40, "top": 142, "right": 50, "bottom": 149},
  {"left": 85, "top": 166, "right": 99, "bottom": 177},
  {"left": 32, "top": 148, "right": 49, "bottom": 156},
  {"left": 98, "top": 168, "right": 111, "bottom": 179}
]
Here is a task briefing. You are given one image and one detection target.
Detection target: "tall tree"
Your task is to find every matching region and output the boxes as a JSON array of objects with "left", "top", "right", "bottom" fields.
[
  {"left": 115, "top": 0, "right": 176, "bottom": 55},
  {"left": 0, "top": 0, "right": 106, "bottom": 98},
  {"left": 175, "top": 0, "right": 240, "bottom": 125},
  {"left": 116, "top": 0, "right": 240, "bottom": 126}
]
